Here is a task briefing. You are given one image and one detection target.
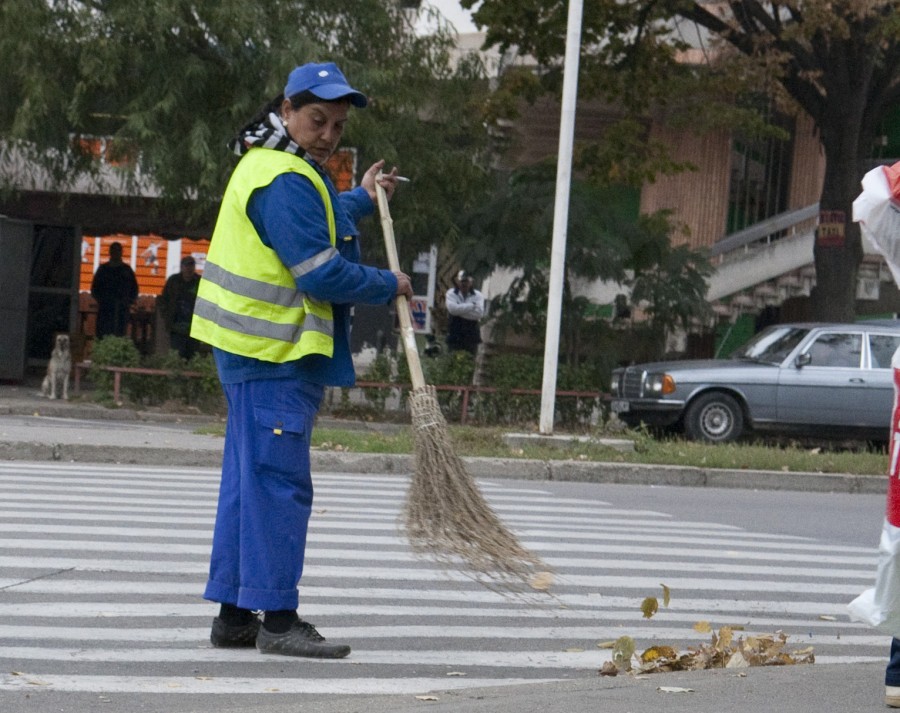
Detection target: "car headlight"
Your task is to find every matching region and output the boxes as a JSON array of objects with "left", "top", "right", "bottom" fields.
[
  {"left": 645, "top": 373, "right": 676, "bottom": 395},
  {"left": 611, "top": 372, "right": 622, "bottom": 393}
]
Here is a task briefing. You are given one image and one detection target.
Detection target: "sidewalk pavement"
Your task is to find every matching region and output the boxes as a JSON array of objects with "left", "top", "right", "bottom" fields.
[
  {"left": 0, "top": 382, "right": 889, "bottom": 494},
  {"left": 0, "top": 381, "right": 893, "bottom": 712}
]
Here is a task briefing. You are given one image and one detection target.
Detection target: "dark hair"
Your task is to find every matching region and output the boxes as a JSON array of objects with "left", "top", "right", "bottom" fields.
[
  {"left": 235, "top": 90, "right": 343, "bottom": 142},
  {"left": 286, "top": 90, "right": 329, "bottom": 108}
]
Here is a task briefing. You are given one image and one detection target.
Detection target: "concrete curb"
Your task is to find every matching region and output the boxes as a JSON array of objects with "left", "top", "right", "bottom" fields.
[
  {"left": 0, "top": 384, "right": 888, "bottom": 494},
  {"left": 0, "top": 436, "right": 887, "bottom": 495}
]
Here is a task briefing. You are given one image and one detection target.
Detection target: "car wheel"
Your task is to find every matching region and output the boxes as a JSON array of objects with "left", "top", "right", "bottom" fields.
[{"left": 684, "top": 392, "right": 744, "bottom": 443}]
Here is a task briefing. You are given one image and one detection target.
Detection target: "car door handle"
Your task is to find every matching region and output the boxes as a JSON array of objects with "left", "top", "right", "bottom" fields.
[{"left": 849, "top": 378, "right": 865, "bottom": 383}]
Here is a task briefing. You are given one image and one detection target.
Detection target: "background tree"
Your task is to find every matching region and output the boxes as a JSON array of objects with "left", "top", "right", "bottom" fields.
[
  {"left": 0, "top": 0, "right": 492, "bottom": 264},
  {"left": 466, "top": 163, "right": 712, "bottom": 363},
  {"left": 465, "top": 0, "right": 900, "bottom": 321}
]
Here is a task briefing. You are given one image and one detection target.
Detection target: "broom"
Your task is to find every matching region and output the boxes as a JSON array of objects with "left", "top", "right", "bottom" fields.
[{"left": 375, "top": 178, "right": 551, "bottom": 591}]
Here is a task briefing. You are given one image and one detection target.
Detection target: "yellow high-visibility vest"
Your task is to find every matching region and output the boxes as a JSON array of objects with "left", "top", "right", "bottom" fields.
[{"left": 191, "top": 148, "right": 337, "bottom": 363}]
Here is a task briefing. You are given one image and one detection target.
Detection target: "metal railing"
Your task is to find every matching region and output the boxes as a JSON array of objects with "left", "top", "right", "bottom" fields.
[
  {"left": 73, "top": 362, "right": 607, "bottom": 424},
  {"left": 354, "top": 381, "right": 607, "bottom": 425},
  {"left": 709, "top": 203, "right": 819, "bottom": 259}
]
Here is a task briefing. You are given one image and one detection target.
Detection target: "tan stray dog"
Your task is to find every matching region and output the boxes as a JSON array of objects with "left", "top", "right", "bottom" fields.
[{"left": 41, "top": 334, "right": 72, "bottom": 400}]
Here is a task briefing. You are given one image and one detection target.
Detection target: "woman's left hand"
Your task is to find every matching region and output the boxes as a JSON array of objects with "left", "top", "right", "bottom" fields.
[{"left": 362, "top": 160, "right": 400, "bottom": 202}]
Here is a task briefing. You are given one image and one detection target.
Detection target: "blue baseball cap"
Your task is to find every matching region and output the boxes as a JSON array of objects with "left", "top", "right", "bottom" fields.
[{"left": 283, "top": 62, "right": 368, "bottom": 108}]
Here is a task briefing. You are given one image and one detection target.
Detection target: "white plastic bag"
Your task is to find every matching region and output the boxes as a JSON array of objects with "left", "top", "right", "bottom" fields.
[
  {"left": 848, "top": 519, "right": 900, "bottom": 635},
  {"left": 848, "top": 348, "right": 900, "bottom": 635},
  {"left": 853, "top": 161, "right": 900, "bottom": 284}
]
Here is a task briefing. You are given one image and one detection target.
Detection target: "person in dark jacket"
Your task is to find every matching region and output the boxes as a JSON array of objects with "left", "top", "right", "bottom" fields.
[
  {"left": 91, "top": 241, "right": 138, "bottom": 339},
  {"left": 159, "top": 255, "right": 201, "bottom": 359}
]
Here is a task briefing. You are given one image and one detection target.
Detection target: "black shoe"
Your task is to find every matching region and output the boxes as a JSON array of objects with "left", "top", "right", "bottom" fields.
[
  {"left": 210, "top": 616, "right": 261, "bottom": 648},
  {"left": 256, "top": 620, "right": 351, "bottom": 658}
]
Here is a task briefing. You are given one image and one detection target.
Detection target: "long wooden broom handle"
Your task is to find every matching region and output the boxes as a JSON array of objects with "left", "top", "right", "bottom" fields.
[{"left": 375, "top": 178, "right": 427, "bottom": 391}]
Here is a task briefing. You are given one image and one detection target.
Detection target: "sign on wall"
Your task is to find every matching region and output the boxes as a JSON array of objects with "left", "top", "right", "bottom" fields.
[{"left": 410, "top": 245, "right": 437, "bottom": 334}]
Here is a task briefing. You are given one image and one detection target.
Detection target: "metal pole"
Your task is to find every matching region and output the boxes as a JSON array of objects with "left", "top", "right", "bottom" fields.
[{"left": 540, "top": 0, "right": 584, "bottom": 435}]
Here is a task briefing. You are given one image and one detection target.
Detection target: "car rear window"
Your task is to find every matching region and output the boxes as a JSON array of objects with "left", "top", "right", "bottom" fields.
[{"left": 870, "top": 334, "right": 900, "bottom": 369}]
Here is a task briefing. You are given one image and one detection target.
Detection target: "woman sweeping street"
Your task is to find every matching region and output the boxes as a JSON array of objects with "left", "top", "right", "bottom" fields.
[{"left": 191, "top": 61, "right": 412, "bottom": 658}]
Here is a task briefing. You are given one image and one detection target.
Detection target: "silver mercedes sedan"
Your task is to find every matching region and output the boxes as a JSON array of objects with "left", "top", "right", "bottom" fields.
[{"left": 610, "top": 322, "right": 900, "bottom": 443}]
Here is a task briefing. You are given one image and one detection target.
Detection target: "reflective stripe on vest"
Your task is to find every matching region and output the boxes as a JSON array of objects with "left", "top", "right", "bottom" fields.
[{"left": 190, "top": 148, "right": 337, "bottom": 363}]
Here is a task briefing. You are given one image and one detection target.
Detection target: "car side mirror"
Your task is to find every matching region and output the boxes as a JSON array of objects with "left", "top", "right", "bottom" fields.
[{"left": 795, "top": 353, "right": 811, "bottom": 368}]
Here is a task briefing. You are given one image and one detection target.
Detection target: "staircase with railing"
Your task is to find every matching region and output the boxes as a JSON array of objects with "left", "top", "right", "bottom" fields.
[{"left": 707, "top": 202, "right": 889, "bottom": 316}]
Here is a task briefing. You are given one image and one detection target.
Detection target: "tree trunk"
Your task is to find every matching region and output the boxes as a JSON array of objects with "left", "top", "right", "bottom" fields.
[{"left": 810, "top": 118, "right": 866, "bottom": 323}]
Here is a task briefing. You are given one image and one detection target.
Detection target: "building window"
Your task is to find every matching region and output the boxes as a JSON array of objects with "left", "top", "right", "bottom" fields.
[{"left": 726, "top": 112, "right": 793, "bottom": 234}]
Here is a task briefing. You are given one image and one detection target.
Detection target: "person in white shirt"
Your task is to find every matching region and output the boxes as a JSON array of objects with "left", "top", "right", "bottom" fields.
[{"left": 445, "top": 270, "right": 485, "bottom": 355}]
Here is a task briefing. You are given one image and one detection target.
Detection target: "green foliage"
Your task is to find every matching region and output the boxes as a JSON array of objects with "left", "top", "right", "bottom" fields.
[
  {"left": 481, "top": 191, "right": 713, "bottom": 365},
  {"left": 351, "top": 346, "right": 602, "bottom": 428},
  {"left": 88, "top": 339, "right": 223, "bottom": 412},
  {"left": 0, "top": 0, "right": 494, "bottom": 255},
  {"left": 421, "top": 349, "right": 476, "bottom": 417},
  {"left": 464, "top": 0, "right": 900, "bottom": 321},
  {"left": 360, "top": 351, "right": 398, "bottom": 412},
  {"left": 464, "top": 164, "right": 637, "bottom": 282},
  {"left": 89, "top": 336, "right": 141, "bottom": 398},
  {"left": 139, "top": 350, "right": 224, "bottom": 413},
  {"left": 471, "top": 353, "right": 603, "bottom": 429},
  {"left": 312, "top": 423, "right": 890, "bottom": 476}
]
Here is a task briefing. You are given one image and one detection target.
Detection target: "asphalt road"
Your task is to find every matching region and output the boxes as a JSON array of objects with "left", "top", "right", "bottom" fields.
[{"left": 0, "top": 460, "right": 892, "bottom": 713}]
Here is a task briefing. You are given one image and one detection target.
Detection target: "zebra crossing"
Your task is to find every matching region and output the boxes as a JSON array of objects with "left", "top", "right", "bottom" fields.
[{"left": 0, "top": 460, "right": 890, "bottom": 700}]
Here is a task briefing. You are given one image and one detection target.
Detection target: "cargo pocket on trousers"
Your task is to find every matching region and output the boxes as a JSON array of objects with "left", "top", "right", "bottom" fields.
[{"left": 252, "top": 406, "right": 309, "bottom": 477}]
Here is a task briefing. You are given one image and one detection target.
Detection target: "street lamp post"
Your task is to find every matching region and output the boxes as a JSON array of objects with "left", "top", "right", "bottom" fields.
[{"left": 540, "top": 0, "right": 584, "bottom": 435}]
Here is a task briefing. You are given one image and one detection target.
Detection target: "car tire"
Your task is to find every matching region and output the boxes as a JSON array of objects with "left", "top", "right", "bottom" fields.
[{"left": 684, "top": 392, "right": 744, "bottom": 443}]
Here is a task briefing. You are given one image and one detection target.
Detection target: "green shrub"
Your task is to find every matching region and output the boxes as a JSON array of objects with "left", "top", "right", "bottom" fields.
[
  {"left": 360, "top": 350, "right": 397, "bottom": 412},
  {"left": 472, "top": 353, "right": 605, "bottom": 429},
  {"left": 421, "top": 350, "right": 476, "bottom": 419},
  {"left": 477, "top": 354, "right": 542, "bottom": 425},
  {"left": 89, "top": 336, "right": 141, "bottom": 399},
  {"left": 88, "top": 339, "right": 223, "bottom": 413}
]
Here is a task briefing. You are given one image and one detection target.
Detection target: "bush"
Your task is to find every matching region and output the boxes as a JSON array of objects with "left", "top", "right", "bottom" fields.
[
  {"left": 475, "top": 353, "right": 605, "bottom": 429},
  {"left": 89, "top": 336, "right": 141, "bottom": 399},
  {"left": 360, "top": 350, "right": 398, "bottom": 412},
  {"left": 476, "top": 354, "right": 542, "bottom": 425},
  {"left": 88, "top": 338, "right": 223, "bottom": 413},
  {"left": 421, "top": 350, "right": 476, "bottom": 418}
]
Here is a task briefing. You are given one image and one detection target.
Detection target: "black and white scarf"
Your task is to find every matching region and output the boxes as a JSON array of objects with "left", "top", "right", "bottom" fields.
[{"left": 229, "top": 111, "right": 313, "bottom": 162}]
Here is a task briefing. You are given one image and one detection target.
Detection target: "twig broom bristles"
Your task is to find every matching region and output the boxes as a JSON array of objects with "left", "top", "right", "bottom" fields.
[{"left": 375, "top": 179, "right": 550, "bottom": 591}]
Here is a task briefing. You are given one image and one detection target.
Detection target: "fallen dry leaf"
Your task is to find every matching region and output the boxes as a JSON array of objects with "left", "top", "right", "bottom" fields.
[
  {"left": 446, "top": 672, "right": 466, "bottom": 677},
  {"left": 641, "top": 596, "right": 659, "bottom": 619},
  {"left": 693, "top": 620, "right": 712, "bottom": 633},
  {"left": 658, "top": 686, "right": 694, "bottom": 693},
  {"left": 633, "top": 628, "right": 814, "bottom": 674},
  {"left": 725, "top": 651, "right": 750, "bottom": 669},
  {"left": 612, "top": 636, "right": 636, "bottom": 671},
  {"left": 599, "top": 661, "right": 619, "bottom": 677},
  {"left": 596, "top": 640, "right": 617, "bottom": 649},
  {"left": 415, "top": 695, "right": 439, "bottom": 701},
  {"left": 661, "top": 584, "right": 671, "bottom": 607}
]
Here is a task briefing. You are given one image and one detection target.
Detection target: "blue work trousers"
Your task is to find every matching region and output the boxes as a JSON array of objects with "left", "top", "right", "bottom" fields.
[
  {"left": 888, "top": 638, "right": 900, "bottom": 686},
  {"left": 204, "top": 377, "right": 322, "bottom": 612}
]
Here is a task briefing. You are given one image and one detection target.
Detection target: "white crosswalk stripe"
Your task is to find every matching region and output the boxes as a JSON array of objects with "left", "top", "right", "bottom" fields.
[{"left": 0, "top": 461, "right": 889, "bottom": 700}]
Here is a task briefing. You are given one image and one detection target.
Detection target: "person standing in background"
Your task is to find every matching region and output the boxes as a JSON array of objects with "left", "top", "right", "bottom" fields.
[
  {"left": 91, "top": 241, "right": 138, "bottom": 339},
  {"left": 445, "top": 269, "right": 485, "bottom": 355},
  {"left": 159, "top": 255, "right": 202, "bottom": 359}
]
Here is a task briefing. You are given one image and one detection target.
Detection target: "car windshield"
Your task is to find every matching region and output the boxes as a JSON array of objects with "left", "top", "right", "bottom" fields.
[{"left": 731, "top": 326, "right": 810, "bottom": 364}]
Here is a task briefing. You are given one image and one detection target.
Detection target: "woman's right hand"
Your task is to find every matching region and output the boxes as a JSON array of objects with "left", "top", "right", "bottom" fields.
[{"left": 394, "top": 271, "right": 413, "bottom": 299}]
